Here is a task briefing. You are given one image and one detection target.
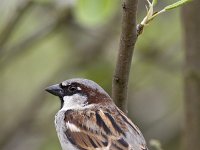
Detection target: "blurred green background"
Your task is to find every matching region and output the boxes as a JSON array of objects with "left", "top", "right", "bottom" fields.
[{"left": 0, "top": 0, "right": 184, "bottom": 150}]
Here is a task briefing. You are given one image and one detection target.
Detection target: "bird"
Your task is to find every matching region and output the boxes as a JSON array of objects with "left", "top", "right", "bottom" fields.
[{"left": 45, "top": 78, "right": 148, "bottom": 150}]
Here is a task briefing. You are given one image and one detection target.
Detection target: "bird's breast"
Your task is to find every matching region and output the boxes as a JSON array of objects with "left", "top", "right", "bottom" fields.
[{"left": 55, "top": 110, "right": 78, "bottom": 150}]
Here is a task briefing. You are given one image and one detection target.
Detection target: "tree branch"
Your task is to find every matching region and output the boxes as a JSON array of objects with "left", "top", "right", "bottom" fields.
[
  {"left": 112, "top": 0, "right": 138, "bottom": 113},
  {"left": 182, "top": 1, "right": 200, "bottom": 149}
]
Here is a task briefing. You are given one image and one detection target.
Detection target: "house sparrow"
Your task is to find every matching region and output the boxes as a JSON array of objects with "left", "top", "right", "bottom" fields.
[{"left": 46, "top": 78, "right": 148, "bottom": 150}]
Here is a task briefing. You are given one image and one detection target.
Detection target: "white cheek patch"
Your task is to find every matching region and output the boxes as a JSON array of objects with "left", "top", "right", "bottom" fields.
[
  {"left": 61, "top": 82, "right": 68, "bottom": 86},
  {"left": 61, "top": 94, "right": 95, "bottom": 111},
  {"left": 77, "top": 87, "right": 81, "bottom": 90},
  {"left": 61, "top": 94, "right": 87, "bottom": 110},
  {"left": 66, "top": 121, "right": 80, "bottom": 132}
]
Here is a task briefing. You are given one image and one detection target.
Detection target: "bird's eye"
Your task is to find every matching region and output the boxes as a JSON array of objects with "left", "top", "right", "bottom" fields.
[{"left": 68, "top": 86, "right": 77, "bottom": 93}]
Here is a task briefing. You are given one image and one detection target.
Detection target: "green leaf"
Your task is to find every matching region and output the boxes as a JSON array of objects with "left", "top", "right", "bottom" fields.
[
  {"left": 153, "top": 0, "right": 158, "bottom": 6},
  {"left": 164, "top": 0, "right": 192, "bottom": 11},
  {"left": 74, "top": 0, "right": 118, "bottom": 26}
]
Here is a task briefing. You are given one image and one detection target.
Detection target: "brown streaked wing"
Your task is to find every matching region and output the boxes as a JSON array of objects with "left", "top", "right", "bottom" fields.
[
  {"left": 64, "top": 109, "right": 131, "bottom": 150},
  {"left": 117, "top": 108, "right": 142, "bottom": 135},
  {"left": 116, "top": 108, "right": 148, "bottom": 150},
  {"left": 65, "top": 129, "right": 109, "bottom": 150}
]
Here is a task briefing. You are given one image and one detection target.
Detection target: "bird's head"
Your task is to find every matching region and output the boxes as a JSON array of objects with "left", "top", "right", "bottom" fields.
[{"left": 45, "top": 78, "right": 112, "bottom": 110}]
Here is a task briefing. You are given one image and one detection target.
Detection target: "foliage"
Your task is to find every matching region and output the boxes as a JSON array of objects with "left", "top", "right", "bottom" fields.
[
  {"left": 74, "top": 0, "right": 118, "bottom": 26},
  {"left": 140, "top": 0, "right": 191, "bottom": 26}
]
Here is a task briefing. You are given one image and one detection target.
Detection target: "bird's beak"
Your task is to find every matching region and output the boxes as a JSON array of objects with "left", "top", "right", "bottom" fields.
[{"left": 45, "top": 84, "right": 64, "bottom": 97}]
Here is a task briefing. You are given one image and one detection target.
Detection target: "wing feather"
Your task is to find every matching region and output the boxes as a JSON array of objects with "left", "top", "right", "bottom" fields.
[{"left": 64, "top": 106, "right": 147, "bottom": 150}]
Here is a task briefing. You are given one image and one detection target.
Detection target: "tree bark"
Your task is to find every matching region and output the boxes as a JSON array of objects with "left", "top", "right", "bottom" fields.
[
  {"left": 182, "top": 1, "right": 200, "bottom": 150},
  {"left": 112, "top": 0, "right": 138, "bottom": 113}
]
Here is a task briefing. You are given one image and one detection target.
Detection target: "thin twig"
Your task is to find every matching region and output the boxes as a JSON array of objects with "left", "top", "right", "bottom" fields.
[{"left": 112, "top": 0, "right": 139, "bottom": 113}]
